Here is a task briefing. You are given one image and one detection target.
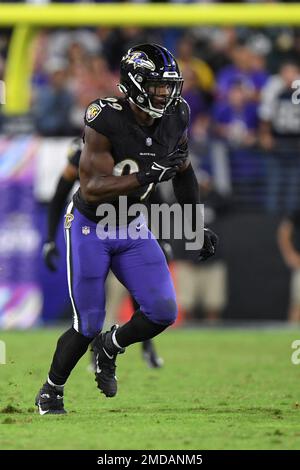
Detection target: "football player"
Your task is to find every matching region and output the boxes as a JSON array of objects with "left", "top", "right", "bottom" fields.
[
  {"left": 43, "top": 137, "right": 167, "bottom": 369},
  {"left": 36, "top": 44, "right": 218, "bottom": 414}
]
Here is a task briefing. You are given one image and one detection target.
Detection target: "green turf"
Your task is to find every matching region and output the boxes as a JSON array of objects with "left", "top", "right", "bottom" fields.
[{"left": 0, "top": 328, "right": 300, "bottom": 450}]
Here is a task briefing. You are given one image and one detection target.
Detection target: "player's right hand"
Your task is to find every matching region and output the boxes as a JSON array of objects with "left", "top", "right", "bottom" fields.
[
  {"left": 42, "top": 241, "right": 59, "bottom": 271},
  {"left": 198, "top": 228, "right": 218, "bottom": 261},
  {"left": 136, "top": 150, "right": 186, "bottom": 186}
]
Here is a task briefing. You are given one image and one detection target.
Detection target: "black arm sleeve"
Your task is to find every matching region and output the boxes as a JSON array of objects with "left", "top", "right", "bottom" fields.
[
  {"left": 172, "top": 163, "right": 200, "bottom": 205},
  {"left": 172, "top": 163, "right": 200, "bottom": 232},
  {"left": 47, "top": 176, "right": 74, "bottom": 241}
]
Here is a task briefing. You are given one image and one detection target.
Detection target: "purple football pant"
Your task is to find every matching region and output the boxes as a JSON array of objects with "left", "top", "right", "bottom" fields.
[{"left": 65, "top": 202, "right": 177, "bottom": 338}]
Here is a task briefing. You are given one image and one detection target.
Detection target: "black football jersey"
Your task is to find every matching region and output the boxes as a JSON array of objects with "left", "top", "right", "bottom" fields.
[{"left": 73, "top": 97, "right": 190, "bottom": 222}]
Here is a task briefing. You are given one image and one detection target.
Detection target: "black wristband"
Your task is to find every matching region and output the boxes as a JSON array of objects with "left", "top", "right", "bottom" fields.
[{"left": 136, "top": 170, "right": 152, "bottom": 187}]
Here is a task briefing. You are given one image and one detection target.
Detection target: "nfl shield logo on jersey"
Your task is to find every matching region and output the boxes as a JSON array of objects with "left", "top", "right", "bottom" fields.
[{"left": 82, "top": 226, "right": 90, "bottom": 236}]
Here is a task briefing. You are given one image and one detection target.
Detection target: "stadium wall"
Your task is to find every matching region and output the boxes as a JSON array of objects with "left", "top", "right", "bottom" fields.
[
  {"left": 221, "top": 213, "right": 290, "bottom": 322},
  {"left": 173, "top": 213, "right": 290, "bottom": 322}
]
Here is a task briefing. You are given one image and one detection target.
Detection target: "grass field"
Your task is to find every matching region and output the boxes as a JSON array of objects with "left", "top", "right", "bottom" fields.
[{"left": 0, "top": 327, "right": 300, "bottom": 450}]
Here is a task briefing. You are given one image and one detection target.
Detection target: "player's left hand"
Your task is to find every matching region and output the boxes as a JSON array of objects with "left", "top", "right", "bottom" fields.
[{"left": 198, "top": 227, "right": 218, "bottom": 261}]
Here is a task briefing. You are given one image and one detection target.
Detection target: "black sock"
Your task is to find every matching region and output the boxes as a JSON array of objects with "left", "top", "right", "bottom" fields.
[
  {"left": 48, "top": 327, "right": 93, "bottom": 386},
  {"left": 114, "top": 310, "right": 170, "bottom": 349},
  {"left": 142, "top": 339, "right": 152, "bottom": 351},
  {"left": 130, "top": 297, "right": 153, "bottom": 351}
]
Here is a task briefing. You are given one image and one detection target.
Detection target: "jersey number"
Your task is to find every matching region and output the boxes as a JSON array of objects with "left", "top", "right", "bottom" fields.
[
  {"left": 99, "top": 97, "right": 123, "bottom": 111},
  {"left": 113, "top": 159, "right": 153, "bottom": 201}
]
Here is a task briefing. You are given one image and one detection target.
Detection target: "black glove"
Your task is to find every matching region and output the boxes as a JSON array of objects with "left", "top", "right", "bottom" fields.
[
  {"left": 136, "top": 148, "right": 187, "bottom": 186},
  {"left": 198, "top": 228, "right": 218, "bottom": 261},
  {"left": 43, "top": 241, "right": 59, "bottom": 271}
]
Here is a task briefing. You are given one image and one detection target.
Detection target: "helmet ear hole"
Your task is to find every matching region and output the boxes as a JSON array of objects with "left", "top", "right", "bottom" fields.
[{"left": 135, "top": 74, "right": 144, "bottom": 84}]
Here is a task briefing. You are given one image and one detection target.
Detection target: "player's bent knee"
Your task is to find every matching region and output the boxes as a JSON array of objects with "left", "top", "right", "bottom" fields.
[
  {"left": 81, "top": 327, "right": 101, "bottom": 339},
  {"left": 75, "top": 309, "right": 105, "bottom": 339},
  {"left": 150, "top": 297, "right": 178, "bottom": 325}
]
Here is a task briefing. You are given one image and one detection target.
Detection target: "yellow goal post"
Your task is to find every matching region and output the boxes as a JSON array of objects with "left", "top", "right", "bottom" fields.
[{"left": 1, "top": 2, "right": 300, "bottom": 114}]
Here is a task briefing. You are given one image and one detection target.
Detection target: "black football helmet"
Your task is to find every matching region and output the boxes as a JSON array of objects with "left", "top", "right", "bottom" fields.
[{"left": 119, "top": 43, "right": 183, "bottom": 119}]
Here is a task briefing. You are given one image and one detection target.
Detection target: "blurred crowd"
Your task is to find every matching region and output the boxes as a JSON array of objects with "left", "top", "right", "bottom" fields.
[{"left": 1, "top": 22, "right": 300, "bottom": 214}]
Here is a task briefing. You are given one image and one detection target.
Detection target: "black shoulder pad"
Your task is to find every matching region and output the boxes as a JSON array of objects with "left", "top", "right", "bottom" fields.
[{"left": 84, "top": 98, "right": 123, "bottom": 138}]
